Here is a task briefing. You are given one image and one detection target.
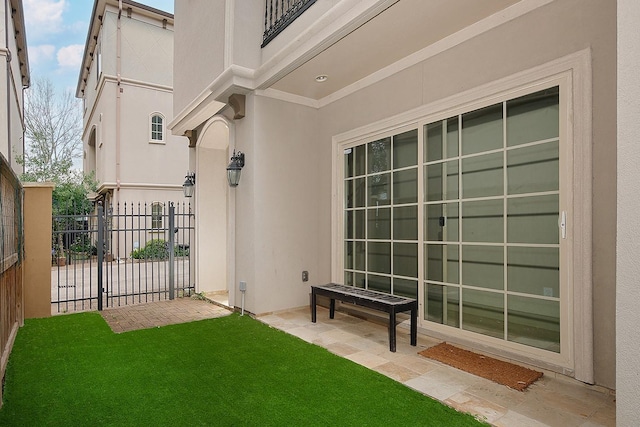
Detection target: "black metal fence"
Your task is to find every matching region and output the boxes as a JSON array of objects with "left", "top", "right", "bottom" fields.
[
  {"left": 52, "top": 201, "right": 194, "bottom": 314},
  {"left": 262, "top": 0, "right": 317, "bottom": 47}
]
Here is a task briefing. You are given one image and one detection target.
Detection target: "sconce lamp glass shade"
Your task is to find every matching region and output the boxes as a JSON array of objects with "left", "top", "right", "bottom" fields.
[
  {"left": 227, "top": 150, "right": 245, "bottom": 187},
  {"left": 183, "top": 172, "right": 196, "bottom": 197}
]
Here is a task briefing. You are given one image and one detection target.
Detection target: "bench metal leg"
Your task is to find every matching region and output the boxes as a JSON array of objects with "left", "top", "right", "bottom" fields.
[
  {"left": 389, "top": 308, "right": 397, "bottom": 352},
  {"left": 329, "top": 298, "right": 336, "bottom": 319},
  {"left": 311, "top": 289, "right": 317, "bottom": 323}
]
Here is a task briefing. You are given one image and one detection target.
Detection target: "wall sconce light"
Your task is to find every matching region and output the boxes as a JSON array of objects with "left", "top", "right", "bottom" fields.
[
  {"left": 183, "top": 172, "right": 195, "bottom": 197},
  {"left": 227, "top": 150, "right": 245, "bottom": 187}
]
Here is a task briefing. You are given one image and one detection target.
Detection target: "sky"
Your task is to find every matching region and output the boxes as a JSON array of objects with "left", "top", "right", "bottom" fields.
[{"left": 23, "top": 0, "right": 174, "bottom": 94}]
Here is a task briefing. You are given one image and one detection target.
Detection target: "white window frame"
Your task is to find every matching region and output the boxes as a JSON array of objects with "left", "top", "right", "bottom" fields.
[
  {"left": 151, "top": 202, "right": 164, "bottom": 230},
  {"left": 96, "top": 38, "right": 102, "bottom": 87},
  {"left": 331, "top": 50, "right": 592, "bottom": 382},
  {"left": 150, "top": 113, "right": 165, "bottom": 144}
]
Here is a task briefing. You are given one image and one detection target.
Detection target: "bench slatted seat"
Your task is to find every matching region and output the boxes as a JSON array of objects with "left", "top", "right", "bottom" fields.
[{"left": 311, "top": 283, "right": 417, "bottom": 352}]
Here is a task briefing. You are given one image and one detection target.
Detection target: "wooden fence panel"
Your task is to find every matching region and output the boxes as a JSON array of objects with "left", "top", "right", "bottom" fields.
[{"left": 0, "top": 154, "right": 23, "bottom": 407}]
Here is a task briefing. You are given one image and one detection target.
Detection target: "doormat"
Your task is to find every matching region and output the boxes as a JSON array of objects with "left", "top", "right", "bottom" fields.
[{"left": 418, "top": 343, "right": 543, "bottom": 391}]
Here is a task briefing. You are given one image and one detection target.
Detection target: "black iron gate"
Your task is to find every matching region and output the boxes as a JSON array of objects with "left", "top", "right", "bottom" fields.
[{"left": 52, "top": 201, "right": 194, "bottom": 314}]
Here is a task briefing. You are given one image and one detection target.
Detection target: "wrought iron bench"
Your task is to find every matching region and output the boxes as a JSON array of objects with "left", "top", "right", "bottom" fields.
[{"left": 311, "top": 283, "right": 417, "bottom": 352}]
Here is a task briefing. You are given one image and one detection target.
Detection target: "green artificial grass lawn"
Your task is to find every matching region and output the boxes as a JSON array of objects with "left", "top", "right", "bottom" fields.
[{"left": 0, "top": 312, "right": 486, "bottom": 426}]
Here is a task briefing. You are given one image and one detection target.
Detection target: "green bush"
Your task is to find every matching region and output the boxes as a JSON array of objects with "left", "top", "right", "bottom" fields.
[
  {"left": 131, "top": 239, "right": 189, "bottom": 260},
  {"left": 70, "top": 234, "right": 94, "bottom": 254}
]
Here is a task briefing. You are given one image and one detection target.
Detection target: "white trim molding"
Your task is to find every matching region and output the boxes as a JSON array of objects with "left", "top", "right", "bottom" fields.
[{"left": 170, "top": 0, "right": 556, "bottom": 134}]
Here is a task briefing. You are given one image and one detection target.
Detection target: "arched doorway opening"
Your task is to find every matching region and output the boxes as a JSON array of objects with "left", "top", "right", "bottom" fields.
[{"left": 195, "top": 117, "right": 235, "bottom": 308}]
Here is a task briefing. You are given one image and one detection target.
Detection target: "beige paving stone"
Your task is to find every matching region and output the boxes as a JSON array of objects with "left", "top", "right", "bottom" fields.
[
  {"left": 286, "top": 326, "right": 320, "bottom": 344},
  {"left": 345, "top": 351, "right": 390, "bottom": 369},
  {"left": 324, "top": 342, "right": 360, "bottom": 357},
  {"left": 347, "top": 336, "right": 389, "bottom": 353},
  {"left": 318, "top": 328, "right": 362, "bottom": 345},
  {"left": 512, "top": 393, "right": 593, "bottom": 427},
  {"left": 374, "top": 361, "right": 422, "bottom": 383},
  {"left": 464, "top": 379, "right": 528, "bottom": 410},
  {"left": 392, "top": 353, "right": 440, "bottom": 375},
  {"left": 586, "top": 399, "right": 616, "bottom": 426},
  {"left": 404, "top": 371, "right": 471, "bottom": 402},
  {"left": 445, "top": 391, "right": 508, "bottom": 424},
  {"left": 493, "top": 410, "right": 551, "bottom": 427}
]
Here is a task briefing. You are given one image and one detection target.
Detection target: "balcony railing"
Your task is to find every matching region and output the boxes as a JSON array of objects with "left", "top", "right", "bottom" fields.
[{"left": 262, "top": 0, "right": 317, "bottom": 47}]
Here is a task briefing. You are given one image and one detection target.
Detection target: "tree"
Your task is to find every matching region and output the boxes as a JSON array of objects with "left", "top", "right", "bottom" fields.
[
  {"left": 20, "top": 77, "right": 82, "bottom": 184},
  {"left": 19, "top": 77, "right": 96, "bottom": 261}
]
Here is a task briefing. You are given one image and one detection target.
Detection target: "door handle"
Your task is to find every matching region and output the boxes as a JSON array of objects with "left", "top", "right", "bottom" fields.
[{"left": 559, "top": 211, "right": 567, "bottom": 239}]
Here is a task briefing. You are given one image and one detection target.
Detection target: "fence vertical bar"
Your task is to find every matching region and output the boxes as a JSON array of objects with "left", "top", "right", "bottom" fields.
[
  {"left": 168, "top": 202, "right": 175, "bottom": 300},
  {"left": 97, "top": 203, "right": 104, "bottom": 311}
]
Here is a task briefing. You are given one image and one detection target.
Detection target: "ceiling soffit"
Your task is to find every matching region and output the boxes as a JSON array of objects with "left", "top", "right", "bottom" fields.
[{"left": 270, "top": 0, "right": 522, "bottom": 101}]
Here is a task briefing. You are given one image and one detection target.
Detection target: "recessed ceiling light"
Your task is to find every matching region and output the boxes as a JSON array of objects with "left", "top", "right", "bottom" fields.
[{"left": 315, "top": 74, "right": 328, "bottom": 83}]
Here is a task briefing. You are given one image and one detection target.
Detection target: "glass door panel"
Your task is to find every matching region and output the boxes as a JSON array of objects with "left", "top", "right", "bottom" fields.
[
  {"left": 461, "top": 245, "right": 504, "bottom": 290},
  {"left": 368, "top": 242, "right": 391, "bottom": 274},
  {"left": 425, "top": 203, "right": 459, "bottom": 242},
  {"left": 425, "top": 244, "right": 459, "bottom": 284},
  {"left": 395, "top": 278, "right": 418, "bottom": 299},
  {"left": 369, "top": 274, "right": 391, "bottom": 293},
  {"left": 367, "top": 207, "right": 390, "bottom": 240},
  {"left": 368, "top": 174, "right": 391, "bottom": 206},
  {"left": 462, "top": 153, "right": 503, "bottom": 198},
  {"left": 393, "top": 206, "right": 418, "bottom": 240},
  {"left": 461, "top": 104, "right": 503, "bottom": 155},
  {"left": 425, "top": 117, "right": 459, "bottom": 162},
  {"left": 425, "top": 160, "right": 459, "bottom": 201},
  {"left": 426, "top": 284, "right": 460, "bottom": 327},
  {"left": 354, "top": 178, "right": 366, "bottom": 208},
  {"left": 461, "top": 200, "right": 503, "bottom": 243},
  {"left": 507, "top": 195, "right": 559, "bottom": 244},
  {"left": 507, "top": 87, "right": 559, "bottom": 146},
  {"left": 393, "top": 243, "right": 418, "bottom": 278},
  {"left": 393, "top": 129, "right": 418, "bottom": 168},
  {"left": 507, "top": 247, "right": 559, "bottom": 297},
  {"left": 507, "top": 141, "right": 559, "bottom": 195},
  {"left": 507, "top": 295, "right": 560, "bottom": 352},
  {"left": 368, "top": 138, "right": 391, "bottom": 173},
  {"left": 393, "top": 169, "right": 418, "bottom": 204},
  {"left": 462, "top": 289, "right": 504, "bottom": 338}
]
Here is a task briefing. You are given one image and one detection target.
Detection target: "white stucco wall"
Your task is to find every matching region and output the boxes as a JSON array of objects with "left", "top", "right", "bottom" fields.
[
  {"left": 616, "top": 0, "right": 640, "bottom": 424},
  {"left": 173, "top": 0, "right": 226, "bottom": 116},
  {"left": 0, "top": 1, "right": 27, "bottom": 175},
  {"left": 232, "top": 94, "right": 323, "bottom": 314}
]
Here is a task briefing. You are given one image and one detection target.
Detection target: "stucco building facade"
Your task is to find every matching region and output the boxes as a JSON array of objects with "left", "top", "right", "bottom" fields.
[
  {"left": 76, "top": 0, "right": 188, "bottom": 236},
  {"left": 0, "top": 0, "right": 29, "bottom": 175},
  {"left": 170, "top": 0, "right": 639, "bottom": 421}
]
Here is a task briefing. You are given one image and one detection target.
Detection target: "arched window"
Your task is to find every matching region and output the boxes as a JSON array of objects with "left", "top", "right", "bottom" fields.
[
  {"left": 150, "top": 113, "right": 164, "bottom": 143},
  {"left": 151, "top": 202, "right": 163, "bottom": 229}
]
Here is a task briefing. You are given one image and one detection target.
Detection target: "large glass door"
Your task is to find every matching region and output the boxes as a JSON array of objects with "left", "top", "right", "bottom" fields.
[
  {"left": 341, "top": 85, "right": 563, "bottom": 355},
  {"left": 424, "top": 86, "right": 561, "bottom": 352}
]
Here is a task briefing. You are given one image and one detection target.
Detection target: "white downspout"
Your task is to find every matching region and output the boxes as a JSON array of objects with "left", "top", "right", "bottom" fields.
[
  {"left": 113, "top": 0, "right": 122, "bottom": 259},
  {"left": 116, "top": 0, "right": 122, "bottom": 195},
  {"left": 5, "top": 0, "right": 12, "bottom": 166}
]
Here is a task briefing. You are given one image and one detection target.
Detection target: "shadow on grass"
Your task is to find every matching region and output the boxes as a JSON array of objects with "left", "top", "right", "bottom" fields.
[{"left": 0, "top": 312, "right": 487, "bottom": 426}]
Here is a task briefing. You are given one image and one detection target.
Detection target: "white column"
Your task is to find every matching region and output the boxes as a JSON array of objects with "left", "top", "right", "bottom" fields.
[{"left": 617, "top": 0, "right": 640, "bottom": 424}]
